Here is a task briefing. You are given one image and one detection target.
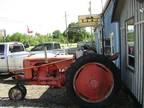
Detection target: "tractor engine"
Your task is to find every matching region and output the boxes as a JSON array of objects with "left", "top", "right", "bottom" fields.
[{"left": 22, "top": 53, "right": 74, "bottom": 88}]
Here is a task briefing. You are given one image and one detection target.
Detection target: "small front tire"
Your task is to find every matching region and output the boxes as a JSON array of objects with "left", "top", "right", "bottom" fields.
[
  {"left": 18, "top": 84, "right": 27, "bottom": 98},
  {"left": 8, "top": 86, "right": 25, "bottom": 100}
]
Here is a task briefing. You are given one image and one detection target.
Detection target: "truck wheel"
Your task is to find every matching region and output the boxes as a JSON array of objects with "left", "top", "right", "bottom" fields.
[
  {"left": 66, "top": 53, "right": 120, "bottom": 108},
  {"left": 8, "top": 86, "right": 25, "bottom": 100}
]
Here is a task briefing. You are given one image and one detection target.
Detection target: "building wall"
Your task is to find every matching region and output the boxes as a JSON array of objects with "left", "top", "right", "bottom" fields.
[
  {"left": 95, "top": 25, "right": 102, "bottom": 54},
  {"left": 118, "top": 0, "right": 144, "bottom": 104},
  {"left": 103, "top": 0, "right": 120, "bottom": 67}
]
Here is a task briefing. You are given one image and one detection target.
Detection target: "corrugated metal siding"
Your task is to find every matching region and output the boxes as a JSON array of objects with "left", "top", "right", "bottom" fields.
[
  {"left": 119, "top": 0, "right": 144, "bottom": 104},
  {"left": 142, "top": 22, "right": 144, "bottom": 108}
]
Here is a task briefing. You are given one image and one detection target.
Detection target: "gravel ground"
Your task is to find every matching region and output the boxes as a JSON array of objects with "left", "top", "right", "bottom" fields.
[{"left": 0, "top": 82, "right": 139, "bottom": 108}]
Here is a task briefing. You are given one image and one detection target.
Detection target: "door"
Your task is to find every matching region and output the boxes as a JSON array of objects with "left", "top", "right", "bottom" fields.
[
  {"left": 7, "top": 43, "right": 29, "bottom": 71},
  {"left": 0, "top": 44, "right": 8, "bottom": 73}
]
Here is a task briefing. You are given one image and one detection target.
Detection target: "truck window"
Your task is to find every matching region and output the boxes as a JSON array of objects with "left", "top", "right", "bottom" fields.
[
  {"left": 45, "top": 43, "right": 53, "bottom": 50},
  {"left": 0, "top": 45, "right": 4, "bottom": 54},
  {"left": 9, "top": 44, "right": 25, "bottom": 53},
  {"left": 54, "top": 43, "right": 60, "bottom": 49},
  {"left": 31, "top": 44, "right": 44, "bottom": 51}
]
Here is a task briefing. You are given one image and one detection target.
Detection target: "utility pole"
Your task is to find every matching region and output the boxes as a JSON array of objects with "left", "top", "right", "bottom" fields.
[
  {"left": 89, "top": 1, "right": 93, "bottom": 41},
  {"left": 65, "top": 11, "right": 68, "bottom": 46}
]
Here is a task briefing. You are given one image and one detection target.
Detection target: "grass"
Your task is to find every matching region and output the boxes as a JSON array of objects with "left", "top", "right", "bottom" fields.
[{"left": 61, "top": 43, "right": 77, "bottom": 48}]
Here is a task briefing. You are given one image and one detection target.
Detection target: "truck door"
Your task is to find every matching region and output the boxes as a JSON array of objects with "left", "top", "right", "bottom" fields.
[
  {"left": 8, "top": 43, "right": 29, "bottom": 71},
  {"left": 0, "top": 44, "right": 8, "bottom": 73}
]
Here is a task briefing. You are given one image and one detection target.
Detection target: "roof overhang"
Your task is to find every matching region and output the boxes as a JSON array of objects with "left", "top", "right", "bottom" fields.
[{"left": 111, "top": 0, "right": 126, "bottom": 22}]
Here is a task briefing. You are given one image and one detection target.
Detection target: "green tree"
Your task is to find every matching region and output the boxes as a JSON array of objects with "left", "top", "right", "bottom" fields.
[
  {"left": 0, "top": 37, "right": 4, "bottom": 42},
  {"left": 2, "top": 26, "right": 91, "bottom": 45},
  {"left": 8, "top": 32, "right": 24, "bottom": 41},
  {"left": 65, "top": 22, "right": 91, "bottom": 43},
  {"left": 52, "top": 30, "right": 61, "bottom": 38}
]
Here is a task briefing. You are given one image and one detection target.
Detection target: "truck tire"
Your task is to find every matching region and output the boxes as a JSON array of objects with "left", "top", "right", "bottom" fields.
[{"left": 65, "top": 53, "right": 120, "bottom": 108}]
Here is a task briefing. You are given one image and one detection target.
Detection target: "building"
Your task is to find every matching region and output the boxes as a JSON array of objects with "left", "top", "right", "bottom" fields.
[
  {"left": 95, "top": 0, "right": 120, "bottom": 67},
  {"left": 0, "top": 29, "right": 6, "bottom": 37},
  {"left": 0, "top": 29, "right": 6, "bottom": 41},
  {"left": 112, "top": 0, "right": 144, "bottom": 107},
  {"left": 95, "top": 23, "right": 103, "bottom": 54}
]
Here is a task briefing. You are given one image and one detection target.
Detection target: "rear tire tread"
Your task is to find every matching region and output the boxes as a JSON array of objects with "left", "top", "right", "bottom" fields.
[{"left": 66, "top": 53, "right": 121, "bottom": 108}]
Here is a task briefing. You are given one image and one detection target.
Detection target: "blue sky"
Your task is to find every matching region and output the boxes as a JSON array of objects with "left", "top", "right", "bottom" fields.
[{"left": 0, "top": 0, "right": 107, "bottom": 35}]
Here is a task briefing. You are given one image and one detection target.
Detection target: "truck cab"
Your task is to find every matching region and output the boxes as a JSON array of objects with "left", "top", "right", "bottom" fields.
[
  {"left": 0, "top": 42, "right": 29, "bottom": 74},
  {"left": 30, "top": 42, "right": 61, "bottom": 51},
  {"left": 30, "top": 42, "right": 67, "bottom": 55}
]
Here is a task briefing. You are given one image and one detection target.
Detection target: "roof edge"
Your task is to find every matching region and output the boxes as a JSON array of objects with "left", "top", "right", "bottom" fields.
[
  {"left": 111, "top": 0, "right": 119, "bottom": 22},
  {"left": 102, "top": 0, "right": 111, "bottom": 13}
]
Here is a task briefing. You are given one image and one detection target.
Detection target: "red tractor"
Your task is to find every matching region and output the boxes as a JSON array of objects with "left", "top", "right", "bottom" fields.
[{"left": 4, "top": 52, "right": 120, "bottom": 108}]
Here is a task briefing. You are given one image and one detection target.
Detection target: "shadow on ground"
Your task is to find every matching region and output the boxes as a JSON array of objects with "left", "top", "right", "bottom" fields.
[
  {"left": 0, "top": 85, "right": 141, "bottom": 108},
  {"left": 0, "top": 87, "right": 79, "bottom": 108}
]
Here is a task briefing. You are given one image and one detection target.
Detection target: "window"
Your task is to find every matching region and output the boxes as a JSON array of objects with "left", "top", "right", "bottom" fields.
[
  {"left": 0, "top": 45, "right": 4, "bottom": 54},
  {"left": 104, "top": 36, "right": 113, "bottom": 56},
  {"left": 126, "top": 18, "right": 135, "bottom": 70},
  {"left": 31, "top": 44, "right": 44, "bottom": 51},
  {"left": 104, "top": 38, "right": 111, "bottom": 55},
  {"left": 9, "top": 44, "right": 24, "bottom": 52},
  {"left": 45, "top": 43, "right": 53, "bottom": 50},
  {"left": 54, "top": 43, "right": 61, "bottom": 49}
]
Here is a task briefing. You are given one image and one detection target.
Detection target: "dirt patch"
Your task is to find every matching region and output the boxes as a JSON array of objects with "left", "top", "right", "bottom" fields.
[
  {"left": 0, "top": 83, "right": 79, "bottom": 108},
  {"left": 0, "top": 83, "right": 139, "bottom": 108}
]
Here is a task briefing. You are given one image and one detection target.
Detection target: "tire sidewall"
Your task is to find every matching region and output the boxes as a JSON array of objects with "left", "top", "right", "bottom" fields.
[
  {"left": 66, "top": 53, "right": 120, "bottom": 108},
  {"left": 9, "top": 86, "right": 25, "bottom": 100}
]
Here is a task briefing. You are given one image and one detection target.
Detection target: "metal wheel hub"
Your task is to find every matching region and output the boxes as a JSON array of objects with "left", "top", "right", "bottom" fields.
[
  {"left": 89, "top": 79, "right": 99, "bottom": 89},
  {"left": 10, "top": 88, "right": 23, "bottom": 100},
  {"left": 73, "top": 63, "right": 114, "bottom": 103}
]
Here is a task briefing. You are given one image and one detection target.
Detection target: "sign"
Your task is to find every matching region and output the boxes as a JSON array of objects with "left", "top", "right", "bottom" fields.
[{"left": 78, "top": 14, "right": 101, "bottom": 27}]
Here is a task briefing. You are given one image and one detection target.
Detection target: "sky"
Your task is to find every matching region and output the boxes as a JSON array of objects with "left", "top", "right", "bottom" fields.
[{"left": 0, "top": 0, "right": 107, "bottom": 35}]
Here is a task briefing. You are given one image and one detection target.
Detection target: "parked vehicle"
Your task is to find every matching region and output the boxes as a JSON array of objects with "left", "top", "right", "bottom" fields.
[
  {"left": 30, "top": 42, "right": 67, "bottom": 55},
  {"left": 0, "top": 49, "right": 120, "bottom": 108},
  {"left": 31, "top": 42, "right": 61, "bottom": 51},
  {"left": 0, "top": 42, "right": 29, "bottom": 74},
  {"left": 0, "top": 41, "right": 121, "bottom": 108},
  {"left": 65, "top": 47, "right": 78, "bottom": 57}
]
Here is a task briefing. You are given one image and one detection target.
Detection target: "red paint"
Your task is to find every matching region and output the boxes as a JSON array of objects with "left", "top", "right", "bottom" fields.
[
  {"left": 74, "top": 63, "right": 114, "bottom": 103},
  {"left": 21, "top": 56, "right": 74, "bottom": 88}
]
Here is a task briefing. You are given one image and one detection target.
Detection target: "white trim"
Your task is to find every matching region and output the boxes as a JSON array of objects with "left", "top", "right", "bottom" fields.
[
  {"left": 134, "top": 20, "right": 144, "bottom": 25},
  {"left": 129, "top": 54, "right": 135, "bottom": 58},
  {"left": 126, "top": 18, "right": 135, "bottom": 70},
  {"left": 127, "top": 65, "right": 134, "bottom": 71}
]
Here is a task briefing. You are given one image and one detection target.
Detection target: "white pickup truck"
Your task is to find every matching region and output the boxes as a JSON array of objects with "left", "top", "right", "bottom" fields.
[{"left": 0, "top": 42, "right": 29, "bottom": 74}]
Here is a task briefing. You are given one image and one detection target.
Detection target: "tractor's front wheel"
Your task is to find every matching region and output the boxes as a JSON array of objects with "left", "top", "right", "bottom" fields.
[
  {"left": 66, "top": 53, "right": 120, "bottom": 108},
  {"left": 8, "top": 85, "right": 27, "bottom": 100}
]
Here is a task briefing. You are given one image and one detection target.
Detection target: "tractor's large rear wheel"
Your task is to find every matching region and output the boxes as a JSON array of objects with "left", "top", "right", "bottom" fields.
[{"left": 66, "top": 53, "right": 120, "bottom": 108}]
